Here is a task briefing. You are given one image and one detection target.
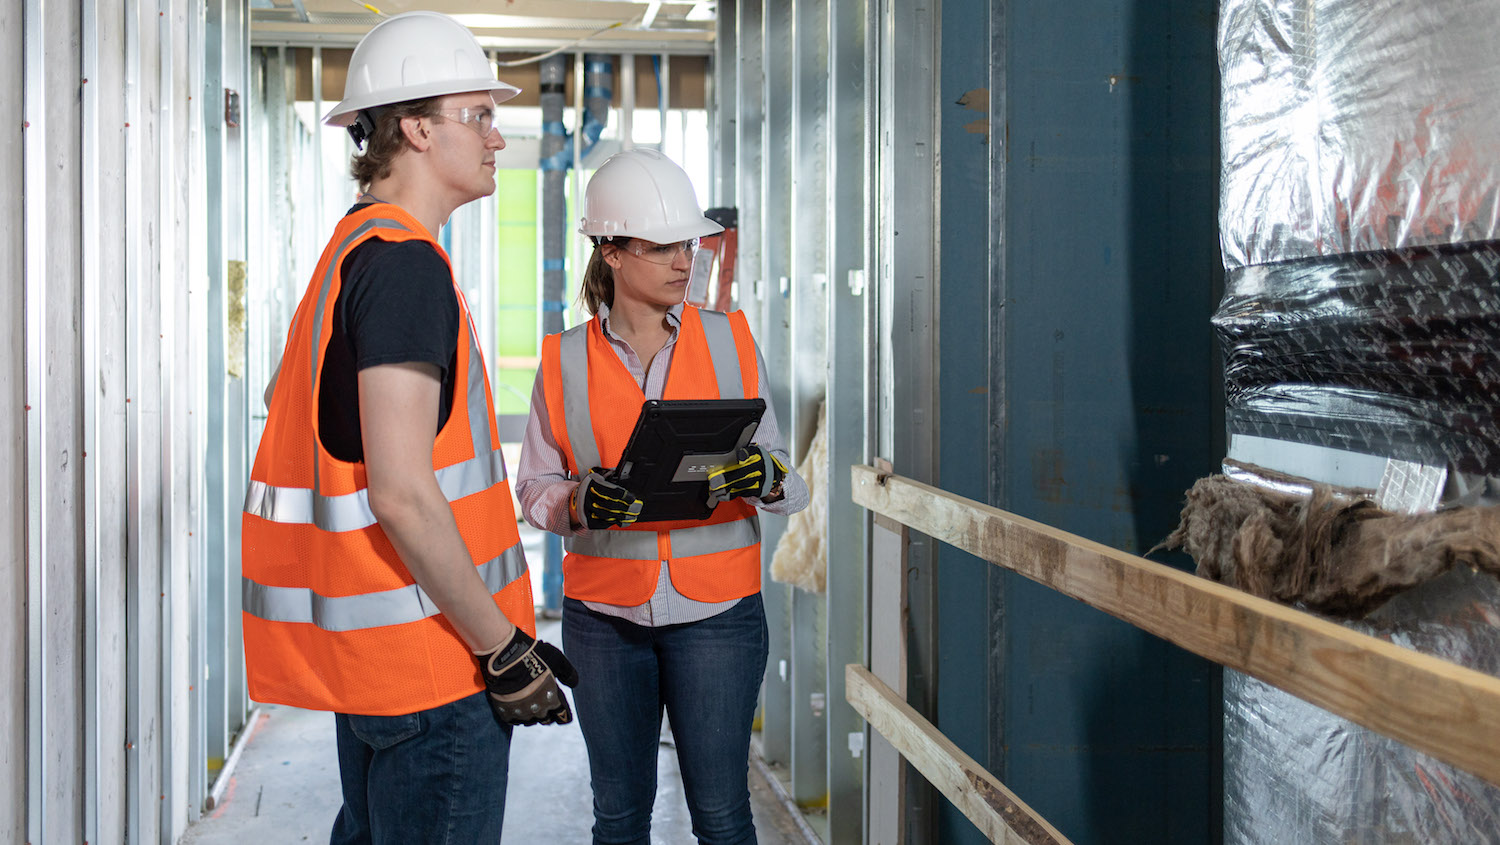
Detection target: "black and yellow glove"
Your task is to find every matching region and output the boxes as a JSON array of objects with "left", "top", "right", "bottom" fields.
[
  {"left": 706, "top": 445, "right": 788, "bottom": 505},
  {"left": 475, "top": 626, "right": 579, "bottom": 727},
  {"left": 575, "top": 470, "right": 644, "bottom": 529}
]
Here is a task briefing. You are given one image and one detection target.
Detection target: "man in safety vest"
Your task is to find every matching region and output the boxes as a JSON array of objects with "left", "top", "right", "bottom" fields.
[{"left": 241, "top": 12, "right": 575, "bottom": 841}]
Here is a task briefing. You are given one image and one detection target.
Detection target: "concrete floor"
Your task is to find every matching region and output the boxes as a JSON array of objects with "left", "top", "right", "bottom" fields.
[{"left": 182, "top": 616, "right": 811, "bottom": 845}]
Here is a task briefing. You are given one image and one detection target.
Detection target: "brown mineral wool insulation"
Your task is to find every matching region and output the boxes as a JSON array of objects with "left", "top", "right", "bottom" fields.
[
  {"left": 1154, "top": 474, "right": 1500, "bottom": 618},
  {"left": 770, "top": 400, "right": 828, "bottom": 593}
]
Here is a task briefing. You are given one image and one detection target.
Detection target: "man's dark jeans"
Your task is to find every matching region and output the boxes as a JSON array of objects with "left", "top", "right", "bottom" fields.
[{"left": 330, "top": 689, "right": 511, "bottom": 844}]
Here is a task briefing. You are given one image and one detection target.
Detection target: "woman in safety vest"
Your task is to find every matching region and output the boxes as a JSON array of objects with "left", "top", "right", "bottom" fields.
[{"left": 517, "top": 148, "right": 808, "bottom": 844}]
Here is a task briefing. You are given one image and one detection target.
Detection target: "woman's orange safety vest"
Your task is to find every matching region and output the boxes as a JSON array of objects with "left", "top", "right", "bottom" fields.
[
  {"left": 540, "top": 305, "right": 763, "bottom": 606},
  {"left": 242, "top": 204, "right": 534, "bottom": 717}
]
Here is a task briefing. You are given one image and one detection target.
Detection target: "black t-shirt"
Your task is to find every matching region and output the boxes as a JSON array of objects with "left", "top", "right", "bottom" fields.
[{"left": 318, "top": 204, "right": 460, "bottom": 462}]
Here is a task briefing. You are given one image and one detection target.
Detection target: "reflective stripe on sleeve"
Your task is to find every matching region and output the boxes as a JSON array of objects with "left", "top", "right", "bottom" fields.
[{"left": 241, "top": 542, "right": 528, "bottom": 632}]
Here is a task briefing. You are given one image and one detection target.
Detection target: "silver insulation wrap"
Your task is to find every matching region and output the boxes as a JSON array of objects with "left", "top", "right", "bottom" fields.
[
  {"left": 1219, "top": 0, "right": 1500, "bottom": 269},
  {"left": 1223, "top": 569, "right": 1500, "bottom": 842},
  {"left": 1218, "top": 1, "right": 1500, "bottom": 836}
]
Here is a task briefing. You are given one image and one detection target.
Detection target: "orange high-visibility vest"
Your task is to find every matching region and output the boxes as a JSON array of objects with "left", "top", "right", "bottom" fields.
[
  {"left": 242, "top": 204, "right": 534, "bottom": 717},
  {"left": 540, "top": 305, "right": 762, "bottom": 606}
]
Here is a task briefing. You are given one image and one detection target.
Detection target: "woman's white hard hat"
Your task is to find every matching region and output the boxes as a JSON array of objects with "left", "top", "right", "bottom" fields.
[
  {"left": 323, "top": 10, "right": 520, "bottom": 127},
  {"left": 578, "top": 149, "right": 725, "bottom": 244}
]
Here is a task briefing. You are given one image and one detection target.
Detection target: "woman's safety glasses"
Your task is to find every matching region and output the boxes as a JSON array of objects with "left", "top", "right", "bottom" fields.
[
  {"left": 433, "top": 106, "right": 496, "bottom": 138},
  {"left": 623, "top": 238, "right": 700, "bottom": 265}
]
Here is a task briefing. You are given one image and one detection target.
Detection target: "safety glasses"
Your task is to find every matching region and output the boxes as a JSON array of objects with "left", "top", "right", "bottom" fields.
[
  {"left": 433, "top": 106, "right": 496, "bottom": 139},
  {"left": 622, "top": 238, "right": 700, "bottom": 265}
]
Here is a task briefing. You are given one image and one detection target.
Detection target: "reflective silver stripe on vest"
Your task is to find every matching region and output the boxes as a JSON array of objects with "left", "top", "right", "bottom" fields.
[
  {"left": 244, "top": 448, "right": 509, "bottom": 532},
  {"left": 242, "top": 542, "right": 527, "bottom": 632},
  {"left": 558, "top": 323, "right": 598, "bottom": 473},
  {"left": 309, "top": 216, "right": 415, "bottom": 495},
  {"left": 697, "top": 309, "right": 744, "bottom": 399},
  {"left": 464, "top": 317, "right": 492, "bottom": 461},
  {"left": 310, "top": 216, "right": 413, "bottom": 402},
  {"left": 565, "top": 513, "right": 761, "bottom": 560}
]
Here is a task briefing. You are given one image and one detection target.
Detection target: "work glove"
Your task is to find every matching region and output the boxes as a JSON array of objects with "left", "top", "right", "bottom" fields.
[
  {"left": 475, "top": 626, "right": 579, "bottom": 727},
  {"left": 706, "top": 445, "right": 788, "bottom": 505},
  {"left": 575, "top": 470, "right": 644, "bottom": 529}
]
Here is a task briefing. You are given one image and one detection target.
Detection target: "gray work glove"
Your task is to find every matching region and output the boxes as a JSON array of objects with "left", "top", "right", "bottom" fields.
[
  {"left": 475, "top": 627, "right": 579, "bottom": 727},
  {"left": 575, "top": 469, "right": 645, "bottom": 529}
]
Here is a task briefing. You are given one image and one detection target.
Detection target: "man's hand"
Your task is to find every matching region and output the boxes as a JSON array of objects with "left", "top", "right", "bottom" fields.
[
  {"left": 575, "top": 470, "right": 644, "bottom": 529},
  {"left": 706, "top": 446, "right": 788, "bottom": 505},
  {"left": 475, "top": 627, "right": 579, "bottom": 726}
]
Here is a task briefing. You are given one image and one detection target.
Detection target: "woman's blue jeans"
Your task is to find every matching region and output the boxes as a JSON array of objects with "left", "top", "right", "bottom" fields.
[
  {"left": 563, "top": 593, "right": 770, "bottom": 845},
  {"left": 330, "top": 689, "right": 512, "bottom": 844}
]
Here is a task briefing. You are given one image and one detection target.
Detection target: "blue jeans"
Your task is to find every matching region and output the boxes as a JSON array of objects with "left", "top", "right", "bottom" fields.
[
  {"left": 563, "top": 593, "right": 769, "bottom": 845},
  {"left": 330, "top": 690, "right": 512, "bottom": 845}
]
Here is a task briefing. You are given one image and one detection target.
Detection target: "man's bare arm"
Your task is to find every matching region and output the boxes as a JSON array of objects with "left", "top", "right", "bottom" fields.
[{"left": 359, "top": 361, "right": 515, "bottom": 651}]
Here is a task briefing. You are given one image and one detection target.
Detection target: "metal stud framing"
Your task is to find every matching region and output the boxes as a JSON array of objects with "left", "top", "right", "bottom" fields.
[
  {"left": 81, "top": 5, "right": 103, "bottom": 840},
  {"left": 728, "top": 1, "right": 879, "bottom": 837},
  {"left": 876, "top": 0, "right": 942, "bottom": 838},
  {"left": 734, "top": 0, "right": 764, "bottom": 334},
  {"left": 3, "top": 2, "right": 251, "bottom": 842},
  {"left": 789, "top": 0, "right": 832, "bottom": 808},
  {"left": 713, "top": 0, "right": 737, "bottom": 208},
  {"left": 825, "top": 0, "right": 872, "bottom": 838},
  {"left": 758, "top": 0, "right": 796, "bottom": 771},
  {"left": 0, "top": 2, "right": 24, "bottom": 841},
  {"left": 22, "top": 3, "right": 51, "bottom": 839},
  {"left": 125, "top": 2, "right": 160, "bottom": 839},
  {"left": 226, "top": 0, "right": 252, "bottom": 750},
  {"left": 204, "top": 0, "right": 230, "bottom": 788}
]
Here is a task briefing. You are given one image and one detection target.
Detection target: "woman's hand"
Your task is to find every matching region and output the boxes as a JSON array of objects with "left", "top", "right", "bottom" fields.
[
  {"left": 575, "top": 470, "right": 645, "bottom": 529},
  {"left": 706, "top": 446, "right": 787, "bottom": 505}
]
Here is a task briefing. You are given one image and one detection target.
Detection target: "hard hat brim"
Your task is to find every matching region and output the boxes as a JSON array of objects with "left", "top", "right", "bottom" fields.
[
  {"left": 579, "top": 216, "right": 725, "bottom": 243},
  {"left": 324, "top": 79, "right": 522, "bottom": 127}
]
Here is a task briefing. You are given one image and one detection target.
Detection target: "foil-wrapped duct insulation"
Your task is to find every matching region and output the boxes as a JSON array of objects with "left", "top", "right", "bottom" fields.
[
  {"left": 1213, "top": 241, "right": 1500, "bottom": 475},
  {"left": 1217, "top": 0, "right": 1500, "bottom": 838},
  {"left": 1219, "top": 0, "right": 1500, "bottom": 270},
  {"left": 1223, "top": 568, "right": 1500, "bottom": 843}
]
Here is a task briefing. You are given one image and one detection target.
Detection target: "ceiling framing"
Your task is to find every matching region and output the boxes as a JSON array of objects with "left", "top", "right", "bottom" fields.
[{"left": 250, "top": 0, "right": 717, "bottom": 53}]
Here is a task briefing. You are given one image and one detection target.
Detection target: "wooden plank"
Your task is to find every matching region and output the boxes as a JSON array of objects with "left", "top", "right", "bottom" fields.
[
  {"left": 869, "top": 514, "right": 909, "bottom": 844},
  {"left": 847, "top": 664, "right": 1072, "bottom": 845},
  {"left": 851, "top": 464, "right": 1500, "bottom": 787}
]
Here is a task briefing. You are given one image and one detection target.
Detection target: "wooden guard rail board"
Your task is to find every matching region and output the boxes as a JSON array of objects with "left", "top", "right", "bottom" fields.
[
  {"left": 847, "top": 664, "right": 1073, "bottom": 845},
  {"left": 850, "top": 464, "right": 1500, "bottom": 789}
]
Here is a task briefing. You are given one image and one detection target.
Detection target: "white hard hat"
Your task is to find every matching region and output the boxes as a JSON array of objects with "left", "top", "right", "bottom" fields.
[
  {"left": 324, "top": 11, "right": 520, "bottom": 127},
  {"left": 578, "top": 149, "right": 725, "bottom": 243}
]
